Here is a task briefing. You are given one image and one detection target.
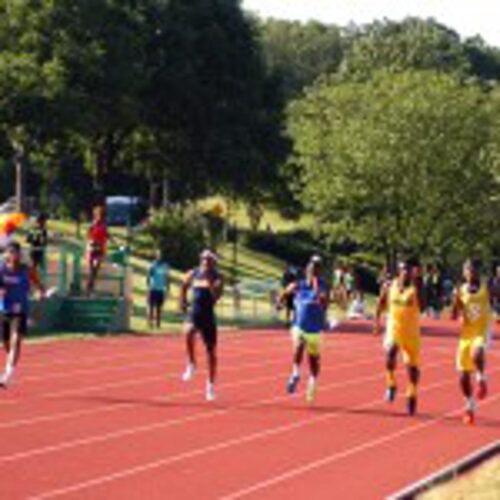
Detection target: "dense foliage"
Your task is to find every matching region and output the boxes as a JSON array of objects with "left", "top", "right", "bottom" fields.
[{"left": 1, "top": 6, "right": 500, "bottom": 266}]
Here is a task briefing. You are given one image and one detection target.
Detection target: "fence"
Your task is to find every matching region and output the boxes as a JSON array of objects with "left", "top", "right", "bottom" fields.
[
  {"left": 216, "top": 278, "right": 281, "bottom": 326},
  {"left": 41, "top": 244, "right": 130, "bottom": 299}
]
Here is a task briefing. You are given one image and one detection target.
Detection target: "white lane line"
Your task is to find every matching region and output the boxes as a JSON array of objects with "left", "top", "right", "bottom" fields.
[
  {"left": 27, "top": 360, "right": 465, "bottom": 500},
  {"left": 221, "top": 396, "right": 500, "bottom": 500},
  {"left": 0, "top": 336, "right": 380, "bottom": 407},
  {"left": 15, "top": 370, "right": 387, "bottom": 477},
  {"left": 18, "top": 341, "right": 297, "bottom": 383},
  {"left": 0, "top": 350, "right": 386, "bottom": 431},
  {"left": 19, "top": 335, "right": 288, "bottom": 372}
]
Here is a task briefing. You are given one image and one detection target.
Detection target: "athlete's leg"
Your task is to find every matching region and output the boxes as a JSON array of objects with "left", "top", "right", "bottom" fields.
[
  {"left": 460, "top": 371, "right": 473, "bottom": 399},
  {"left": 181, "top": 323, "right": 197, "bottom": 381},
  {"left": 304, "top": 332, "right": 322, "bottom": 403},
  {"left": 155, "top": 301, "right": 163, "bottom": 329},
  {"left": 406, "top": 364, "right": 420, "bottom": 415},
  {"left": 473, "top": 345, "right": 487, "bottom": 400},
  {"left": 207, "top": 344, "right": 217, "bottom": 385},
  {"left": 203, "top": 321, "right": 218, "bottom": 401},
  {"left": 457, "top": 338, "right": 476, "bottom": 424},
  {"left": 287, "top": 329, "right": 305, "bottom": 394},
  {"left": 294, "top": 340, "right": 305, "bottom": 367},
  {"left": 186, "top": 326, "right": 196, "bottom": 365},
  {"left": 2, "top": 321, "right": 9, "bottom": 354},
  {"left": 1, "top": 317, "right": 23, "bottom": 387},
  {"left": 86, "top": 258, "right": 101, "bottom": 295},
  {"left": 147, "top": 294, "right": 154, "bottom": 329},
  {"left": 385, "top": 344, "right": 399, "bottom": 402},
  {"left": 309, "top": 353, "right": 320, "bottom": 378},
  {"left": 460, "top": 370, "right": 476, "bottom": 424}
]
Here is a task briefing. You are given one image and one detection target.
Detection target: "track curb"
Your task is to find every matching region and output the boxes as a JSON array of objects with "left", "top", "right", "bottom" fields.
[{"left": 388, "top": 440, "right": 500, "bottom": 499}]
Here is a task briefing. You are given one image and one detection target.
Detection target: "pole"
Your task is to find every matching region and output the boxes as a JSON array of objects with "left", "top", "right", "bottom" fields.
[
  {"left": 232, "top": 223, "right": 238, "bottom": 285},
  {"left": 14, "top": 149, "right": 25, "bottom": 213}
]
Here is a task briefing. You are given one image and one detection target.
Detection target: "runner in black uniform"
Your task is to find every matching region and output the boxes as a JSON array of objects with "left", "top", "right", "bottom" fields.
[{"left": 179, "top": 250, "right": 224, "bottom": 401}]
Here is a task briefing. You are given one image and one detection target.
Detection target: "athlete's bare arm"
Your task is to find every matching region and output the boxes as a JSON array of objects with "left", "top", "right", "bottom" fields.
[
  {"left": 451, "top": 286, "right": 463, "bottom": 320},
  {"left": 211, "top": 274, "right": 224, "bottom": 303},
  {"left": 29, "top": 267, "right": 46, "bottom": 298},
  {"left": 277, "top": 282, "right": 298, "bottom": 309},
  {"left": 179, "top": 270, "right": 195, "bottom": 313},
  {"left": 374, "top": 282, "right": 390, "bottom": 334}
]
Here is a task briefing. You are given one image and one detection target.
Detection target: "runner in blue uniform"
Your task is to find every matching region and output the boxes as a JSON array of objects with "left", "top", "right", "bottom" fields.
[
  {"left": 179, "top": 250, "right": 223, "bottom": 401},
  {"left": 0, "top": 241, "right": 44, "bottom": 388},
  {"left": 280, "top": 255, "right": 328, "bottom": 403}
]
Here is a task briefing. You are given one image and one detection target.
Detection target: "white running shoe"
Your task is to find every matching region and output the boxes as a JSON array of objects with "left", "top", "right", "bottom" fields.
[
  {"left": 182, "top": 364, "right": 196, "bottom": 382},
  {"left": 206, "top": 382, "right": 216, "bottom": 402},
  {"left": 0, "top": 366, "right": 13, "bottom": 388},
  {"left": 0, "top": 372, "right": 11, "bottom": 389}
]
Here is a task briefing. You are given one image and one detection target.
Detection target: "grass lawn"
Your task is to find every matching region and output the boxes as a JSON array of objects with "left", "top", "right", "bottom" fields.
[
  {"left": 42, "top": 218, "right": 286, "bottom": 332},
  {"left": 197, "top": 196, "right": 312, "bottom": 233},
  {"left": 420, "top": 458, "right": 500, "bottom": 500},
  {"left": 31, "top": 215, "right": 376, "bottom": 334}
]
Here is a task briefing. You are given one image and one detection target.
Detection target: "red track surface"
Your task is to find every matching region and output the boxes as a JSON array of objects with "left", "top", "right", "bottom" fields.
[{"left": 0, "top": 320, "right": 499, "bottom": 499}]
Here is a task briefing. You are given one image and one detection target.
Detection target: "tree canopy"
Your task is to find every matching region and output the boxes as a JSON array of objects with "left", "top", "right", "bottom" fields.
[{"left": 287, "top": 70, "right": 500, "bottom": 265}]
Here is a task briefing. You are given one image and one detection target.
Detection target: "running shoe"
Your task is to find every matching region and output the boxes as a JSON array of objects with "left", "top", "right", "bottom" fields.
[
  {"left": 463, "top": 409, "right": 475, "bottom": 425},
  {"left": 384, "top": 386, "right": 397, "bottom": 403},
  {"left": 476, "top": 379, "right": 488, "bottom": 400},
  {"left": 306, "top": 380, "right": 317, "bottom": 404},
  {"left": 286, "top": 374, "right": 300, "bottom": 394},
  {"left": 0, "top": 369, "right": 13, "bottom": 389},
  {"left": 205, "top": 382, "right": 215, "bottom": 402},
  {"left": 181, "top": 364, "right": 196, "bottom": 382},
  {"left": 406, "top": 396, "right": 418, "bottom": 416}
]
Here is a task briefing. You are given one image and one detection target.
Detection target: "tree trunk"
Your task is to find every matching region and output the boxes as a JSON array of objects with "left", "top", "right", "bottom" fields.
[
  {"left": 14, "top": 148, "right": 26, "bottom": 213},
  {"left": 162, "top": 175, "right": 170, "bottom": 208}
]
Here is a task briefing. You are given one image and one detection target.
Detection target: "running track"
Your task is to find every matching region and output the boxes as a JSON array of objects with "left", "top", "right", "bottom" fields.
[{"left": 0, "top": 320, "right": 499, "bottom": 499}]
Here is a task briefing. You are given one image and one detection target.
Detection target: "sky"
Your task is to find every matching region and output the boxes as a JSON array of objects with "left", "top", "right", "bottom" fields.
[{"left": 243, "top": 0, "right": 500, "bottom": 47}]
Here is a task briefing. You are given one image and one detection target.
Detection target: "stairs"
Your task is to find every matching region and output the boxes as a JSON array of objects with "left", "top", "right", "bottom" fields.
[{"left": 56, "top": 298, "right": 119, "bottom": 333}]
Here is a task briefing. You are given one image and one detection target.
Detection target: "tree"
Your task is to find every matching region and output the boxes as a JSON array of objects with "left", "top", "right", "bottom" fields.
[
  {"left": 258, "top": 19, "right": 345, "bottom": 98},
  {"left": 0, "top": 0, "right": 66, "bottom": 210},
  {"left": 0, "top": 0, "right": 286, "bottom": 213},
  {"left": 138, "top": 0, "right": 287, "bottom": 203},
  {"left": 340, "top": 18, "right": 470, "bottom": 81},
  {"left": 287, "top": 70, "right": 500, "bottom": 265}
]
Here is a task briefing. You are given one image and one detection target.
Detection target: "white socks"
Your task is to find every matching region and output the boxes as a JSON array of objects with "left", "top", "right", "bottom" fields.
[
  {"left": 1, "top": 363, "right": 14, "bottom": 385},
  {"left": 465, "top": 397, "right": 476, "bottom": 412},
  {"left": 206, "top": 381, "right": 215, "bottom": 401},
  {"left": 182, "top": 363, "right": 196, "bottom": 382},
  {"left": 292, "top": 364, "right": 300, "bottom": 378},
  {"left": 476, "top": 372, "right": 487, "bottom": 383}
]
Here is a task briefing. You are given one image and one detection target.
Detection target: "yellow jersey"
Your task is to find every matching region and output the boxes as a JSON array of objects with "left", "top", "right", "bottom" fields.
[
  {"left": 387, "top": 281, "right": 421, "bottom": 339},
  {"left": 459, "top": 283, "right": 491, "bottom": 340}
]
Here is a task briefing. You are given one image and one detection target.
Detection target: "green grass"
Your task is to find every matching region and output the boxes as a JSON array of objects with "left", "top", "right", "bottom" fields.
[
  {"left": 198, "top": 196, "right": 312, "bottom": 233},
  {"left": 41, "top": 217, "right": 286, "bottom": 333},
  {"left": 130, "top": 242, "right": 285, "bottom": 333}
]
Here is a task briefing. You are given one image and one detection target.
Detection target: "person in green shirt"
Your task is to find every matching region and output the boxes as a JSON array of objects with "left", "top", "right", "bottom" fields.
[{"left": 147, "top": 250, "right": 170, "bottom": 329}]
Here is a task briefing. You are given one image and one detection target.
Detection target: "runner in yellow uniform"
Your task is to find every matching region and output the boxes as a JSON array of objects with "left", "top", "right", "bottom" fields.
[
  {"left": 452, "top": 259, "right": 493, "bottom": 425},
  {"left": 375, "top": 260, "right": 424, "bottom": 415}
]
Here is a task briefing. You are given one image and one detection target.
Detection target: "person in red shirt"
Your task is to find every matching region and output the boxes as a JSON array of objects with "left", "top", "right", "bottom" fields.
[{"left": 86, "top": 205, "right": 108, "bottom": 295}]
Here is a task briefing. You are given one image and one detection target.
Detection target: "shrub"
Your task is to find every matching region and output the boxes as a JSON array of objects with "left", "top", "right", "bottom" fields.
[
  {"left": 242, "top": 230, "right": 320, "bottom": 266},
  {"left": 139, "top": 208, "right": 206, "bottom": 269}
]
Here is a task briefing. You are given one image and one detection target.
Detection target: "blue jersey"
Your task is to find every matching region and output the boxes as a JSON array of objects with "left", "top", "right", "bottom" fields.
[
  {"left": 0, "top": 264, "right": 31, "bottom": 315},
  {"left": 294, "top": 278, "right": 327, "bottom": 333},
  {"left": 191, "top": 267, "right": 221, "bottom": 317},
  {"left": 148, "top": 261, "right": 169, "bottom": 292}
]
